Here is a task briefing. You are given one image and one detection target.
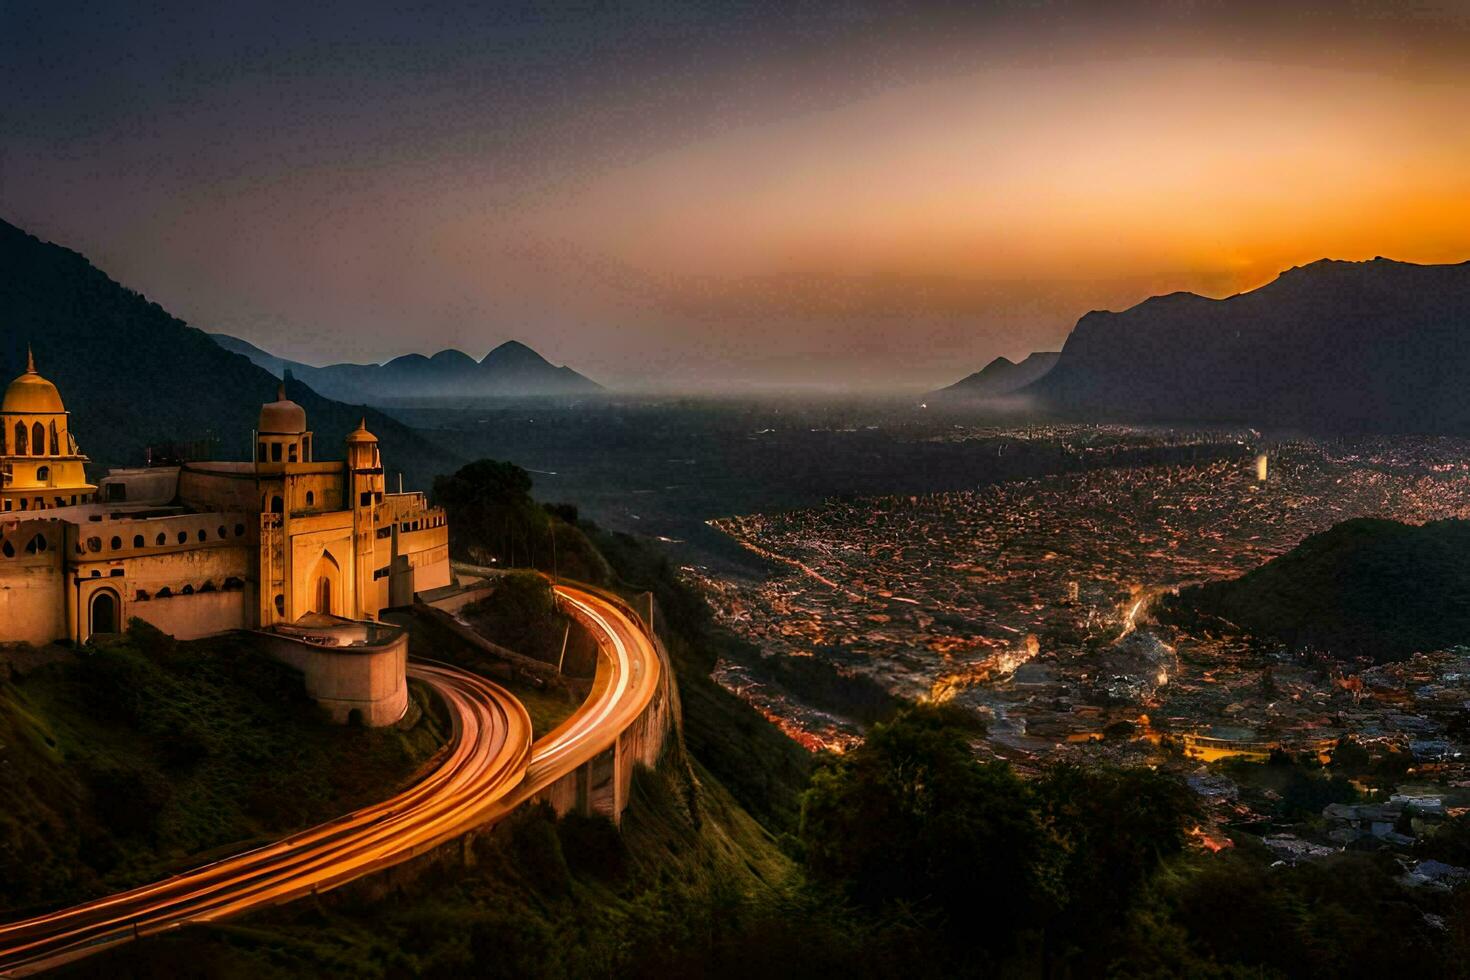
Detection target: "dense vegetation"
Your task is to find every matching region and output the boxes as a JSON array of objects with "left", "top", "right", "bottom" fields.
[
  {"left": 1164, "top": 517, "right": 1470, "bottom": 661},
  {"left": 460, "top": 572, "right": 576, "bottom": 666},
  {"left": 0, "top": 624, "right": 444, "bottom": 916},
  {"left": 77, "top": 701, "right": 1470, "bottom": 977},
  {"left": 432, "top": 460, "right": 608, "bottom": 582}
]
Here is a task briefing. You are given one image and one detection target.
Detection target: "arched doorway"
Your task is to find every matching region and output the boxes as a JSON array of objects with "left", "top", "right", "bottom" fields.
[
  {"left": 308, "top": 551, "right": 341, "bottom": 617},
  {"left": 90, "top": 589, "right": 119, "bottom": 638}
]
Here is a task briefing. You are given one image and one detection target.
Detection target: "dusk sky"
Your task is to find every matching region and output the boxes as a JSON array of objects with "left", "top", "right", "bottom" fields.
[{"left": 6, "top": 1, "right": 1470, "bottom": 390}]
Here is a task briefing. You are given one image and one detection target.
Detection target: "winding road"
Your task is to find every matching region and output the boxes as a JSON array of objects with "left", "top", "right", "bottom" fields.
[{"left": 0, "top": 583, "right": 662, "bottom": 976}]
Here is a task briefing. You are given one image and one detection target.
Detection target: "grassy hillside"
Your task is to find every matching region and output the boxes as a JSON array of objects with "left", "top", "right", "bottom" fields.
[
  {"left": 0, "top": 218, "right": 462, "bottom": 492},
  {"left": 75, "top": 756, "right": 808, "bottom": 979},
  {"left": 0, "top": 625, "right": 445, "bottom": 916},
  {"left": 1165, "top": 517, "right": 1470, "bottom": 661}
]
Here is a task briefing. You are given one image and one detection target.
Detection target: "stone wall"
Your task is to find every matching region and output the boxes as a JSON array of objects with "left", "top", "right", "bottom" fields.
[
  {"left": 253, "top": 626, "right": 409, "bottom": 727},
  {"left": 0, "top": 520, "right": 65, "bottom": 644},
  {"left": 130, "top": 589, "right": 252, "bottom": 641}
]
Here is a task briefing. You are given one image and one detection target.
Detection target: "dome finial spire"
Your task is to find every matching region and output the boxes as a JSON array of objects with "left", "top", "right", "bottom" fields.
[
  {"left": 277, "top": 381, "right": 287, "bottom": 402},
  {"left": 26, "top": 344, "right": 35, "bottom": 374}
]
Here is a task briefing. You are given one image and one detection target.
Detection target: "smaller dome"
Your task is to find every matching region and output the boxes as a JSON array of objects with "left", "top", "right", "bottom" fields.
[
  {"left": 258, "top": 383, "right": 307, "bottom": 434},
  {"left": 3, "top": 348, "right": 65, "bottom": 415},
  {"left": 346, "top": 417, "right": 378, "bottom": 444}
]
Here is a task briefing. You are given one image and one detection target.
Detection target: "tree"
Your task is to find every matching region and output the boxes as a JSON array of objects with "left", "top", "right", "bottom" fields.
[
  {"left": 1035, "top": 763, "right": 1196, "bottom": 968},
  {"left": 461, "top": 572, "right": 565, "bottom": 661},
  {"left": 433, "top": 459, "right": 548, "bottom": 565},
  {"left": 799, "top": 704, "right": 1055, "bottom": 960}
]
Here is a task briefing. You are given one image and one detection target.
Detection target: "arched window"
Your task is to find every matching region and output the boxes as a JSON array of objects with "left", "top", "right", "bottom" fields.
[
  {"left": 315, "top": 576, "right": 332, "bottom": 614},
  {"left": 156, "top": 586, "right": 172, "bottom": 598},
  {"left": 270, "top": 495, "right": 283, "bottom": 514},
  {"left": 36, "top": 465, "right": 49, "bottom": 482},
  {"left": 156, "top": 532, "right": 167, "bottom": 546},
  {"left": 305, "top": 490, "right": 315, "bottom": 507},
  {"left": 31, "top": 422, "right": 44, "bottom": 456},
  {"left": 1, "top": 541, "right": 13, "bottom": 558},
  {"left": 48, "top": 421, "right": 58, "bottom": 455},
  {"left": 133, "top": 534, "right": 144, "bottom": 548},
  {"left": 14, "top": 422, "right": 26, "bottom": 455},
  {"left": 197, "top": 528, "right": 207, "bottom": 542},
  {"left": 274, "top": 594, "right": 285, "bottom": 616},
  {"left": 28, "top": 533, "right": 46, "bottom": 554},
  {"left": 177, "top": 531, "right": 188, "bottom": 544},
  {"left": 199, "top": 581, "right": 216, "bottom": 593},
  {"left": 135, "top": 589, "right": 150, "bottom": 601},
  {"left": 86, "top": 536, "right": 101, "bottom": 553},
  {"left": 217, "top": 525, "right": 227, "bottom": 539},
  {"left": 234, "top": 523, "right": 245, "bottom": 536},
  {"left": 110, "top": 536, "right": 121, "bottom": 550},
  {"left": 181, "top": 584, "right": 194, "bottom": 595},
  {"left": 223, "top": 576, "right": 245, "bottom": 591}
]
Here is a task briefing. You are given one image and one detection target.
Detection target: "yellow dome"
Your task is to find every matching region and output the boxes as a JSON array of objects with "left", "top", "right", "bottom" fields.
[
  {"left": 346, "top": 417, "right": 377, "bottom": 444},
  {"left": 3, "top": 349, "right": 64, "bottom": 415},
  {"left": 258, "top": 383, "right": 307, "bottom": 434}
]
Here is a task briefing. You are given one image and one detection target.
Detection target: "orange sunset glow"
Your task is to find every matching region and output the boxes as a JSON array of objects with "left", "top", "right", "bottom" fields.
[{"left": 7, "top": 2, "right": 1470, "bottom": 387}]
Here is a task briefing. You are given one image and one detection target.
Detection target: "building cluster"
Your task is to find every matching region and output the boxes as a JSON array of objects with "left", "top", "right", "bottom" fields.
[
  {"left": 696, "top": 434, "right": 1470, "bottom": 770},
  {"left": 0, "top": 353, "right": 449, "bottom": 648}
]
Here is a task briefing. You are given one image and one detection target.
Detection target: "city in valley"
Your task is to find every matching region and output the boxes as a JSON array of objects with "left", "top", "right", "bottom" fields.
[
  {"left": 697, "top": 430, "right": 1470, "bottom": 863},
  {"left": 10, "top": 2, "right": 1470, "bottom": 975}
]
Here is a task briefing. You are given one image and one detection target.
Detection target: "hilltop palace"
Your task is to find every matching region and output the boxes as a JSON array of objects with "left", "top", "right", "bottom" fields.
[{"left": 0, "top": 351, "right": 450, "bottom": 654}]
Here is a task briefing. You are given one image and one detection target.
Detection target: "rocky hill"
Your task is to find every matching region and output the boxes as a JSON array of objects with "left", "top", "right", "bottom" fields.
[
  {"left": 0, "top": 218, "right": 462, "bottom": 490},
  {"left": 1163, "top": 517, "right": 1470, "bottom": 662},
  {"left": 212, "top": 334, "right": 603, "bottom": 402},
  {"left": 934, "top": 351, "right": 1058, "bottom": 400},
  {"left": 1031, "top": 258, "right": 1470, "bottom": 430}
]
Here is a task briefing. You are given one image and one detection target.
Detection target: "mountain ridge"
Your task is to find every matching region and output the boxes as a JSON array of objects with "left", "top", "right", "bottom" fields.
[
  {"left": 935, "top": 351, "right": 1059, "bottom": 399},
  {"left": 1028, "top": 256, "right": 1470, "bottom": 430},
  {"left": 211, "top": 334, "right": 603, "bottom": 403}
]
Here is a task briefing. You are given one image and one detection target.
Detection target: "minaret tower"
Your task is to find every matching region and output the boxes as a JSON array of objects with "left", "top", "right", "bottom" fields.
[{"left": 346, "top": 418, "right": 385, "bottom": 619}]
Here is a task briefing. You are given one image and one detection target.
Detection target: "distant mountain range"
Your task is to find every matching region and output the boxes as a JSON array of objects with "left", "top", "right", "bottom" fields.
[
  {"left": 1028, "top": 257, "right": 1470, "bottom": 430},
  {"left": 933, "top": 352, "right": 1058, "bottom": 400},
  {"left": 0, "top": 218, "right": 462, "bottom": 490},
  {"left": 211, "top": 334, "right": 602, "bottom": 402}
]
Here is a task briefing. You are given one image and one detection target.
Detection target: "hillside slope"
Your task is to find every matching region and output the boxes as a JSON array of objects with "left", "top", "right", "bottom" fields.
[
  {"left": 1032, "top": 258, "right": 1470, "bottom": 430},
  {"left": 0, "top": 219, "right": 462, "bottom": 490},
  {"left": 0, "top": 628, "right": 444, "bottom": 917},
  {"left": 1164, "top": 517, "right": 1470, "bottom": 661}
]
